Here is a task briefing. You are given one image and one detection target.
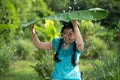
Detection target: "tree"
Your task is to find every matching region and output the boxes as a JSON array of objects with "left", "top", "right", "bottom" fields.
[
  {"left": 0, "top": 0, "right": 18, "bottom": 44},
  {"left": 0, "top": 0, "right": 18, "bottom": 75},
  {"left": 44, "top": 0, "right": 69, "bottom": 13}
]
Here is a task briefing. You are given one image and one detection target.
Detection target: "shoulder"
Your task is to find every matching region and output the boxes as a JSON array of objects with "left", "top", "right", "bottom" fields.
[
  {"left": 52, "top": 38, "right": 62, "bottom": 51},
  {"left": 52, "top": 38, "right": 60, "bottom": 42},
  {"left": 52, "top": 38, "right": 63, "bottom": 44}
]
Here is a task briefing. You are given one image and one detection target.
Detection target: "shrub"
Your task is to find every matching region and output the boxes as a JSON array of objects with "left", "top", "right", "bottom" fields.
[
  {"left": 33, "top": 50, "right": 53, "bottom": 79},
  {"left": 15, "top": 39, "right": 37, "bottom": 60},
  {"left": 83, "top": 36, "right": 108, "bottom": 59},
  {"left": 0, "top": 44, "right": 14, "bottom": 76},
  {"left": 84, "top": 43, "right": 120, "bottom": 80},
  {"left": 80, "top": 21, "right": 108, "bottom": 59}
]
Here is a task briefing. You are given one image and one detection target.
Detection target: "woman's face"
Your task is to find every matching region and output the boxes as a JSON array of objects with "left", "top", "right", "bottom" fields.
[{"left": 62, "top": 28, "right": 75, "bottom": 44}]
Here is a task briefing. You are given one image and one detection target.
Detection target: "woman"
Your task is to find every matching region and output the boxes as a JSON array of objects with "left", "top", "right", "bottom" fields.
[{"left": 30, "top": 20, "right": 84, "bottom": 80}]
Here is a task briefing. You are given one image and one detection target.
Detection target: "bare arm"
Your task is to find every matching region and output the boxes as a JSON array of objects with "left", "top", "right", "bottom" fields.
[
  {"left": 71, "top": 20, "right": 84, "bottom": 50},
  {"left": 30, "top": 25, "right": 53, "bottom": 50}
]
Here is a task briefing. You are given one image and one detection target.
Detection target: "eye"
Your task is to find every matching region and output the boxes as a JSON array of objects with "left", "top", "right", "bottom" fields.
[{"left": 68, "top": 32, "right": 73, "bottom": 36}]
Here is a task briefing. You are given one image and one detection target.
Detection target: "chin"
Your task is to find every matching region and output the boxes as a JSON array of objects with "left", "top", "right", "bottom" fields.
[{"left": 65, "top": 41, "right": 72, "bottom": 44}]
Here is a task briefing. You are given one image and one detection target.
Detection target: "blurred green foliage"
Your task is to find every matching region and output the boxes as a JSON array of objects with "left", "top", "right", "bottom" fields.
[
  {"left": 0, "top": 42, "right": 15, "bottom": 75},
  {"left": 84, "top": 43, "right": 120, "bottom": 80},
  {"left": 0, "top": 0, "right": 54, "bottom": 76},
  {"left": 14, "top": 39, "right": 37, "bottom": 60},
  {"left": 0, "top": 0, "right": 120, "bottom": 80}
]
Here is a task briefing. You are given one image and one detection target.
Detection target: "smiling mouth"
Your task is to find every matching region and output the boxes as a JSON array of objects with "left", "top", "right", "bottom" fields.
[{"left": 64, "top": 38, "right": 71, "bottom": 42}]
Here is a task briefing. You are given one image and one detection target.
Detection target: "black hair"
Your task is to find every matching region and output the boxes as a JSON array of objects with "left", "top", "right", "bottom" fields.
[
  {"left": 60, "top": 21, "right": 74, "bottom": 34},
  {"left": 54, "top": 21, "right": 77, "bottom": 66},
  {"left": 72, "top": 42, "right": 77, "bottom": 66},
  {"left": 54, "top": 38, "right": 63, "bottom": 62}
]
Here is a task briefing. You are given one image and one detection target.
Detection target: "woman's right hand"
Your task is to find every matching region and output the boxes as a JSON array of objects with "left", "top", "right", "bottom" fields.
[{"left": 30, "top": 24, "right": 35, "bottom": 34}]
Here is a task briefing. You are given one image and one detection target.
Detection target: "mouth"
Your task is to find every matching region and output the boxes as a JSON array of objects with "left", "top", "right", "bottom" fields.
[{"left": 64, "top": 38, "right": 71, "bottom": 42}]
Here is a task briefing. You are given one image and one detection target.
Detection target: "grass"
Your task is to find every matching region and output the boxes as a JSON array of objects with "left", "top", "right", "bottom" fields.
[
  {"left": 79, "top": 59, "right": 100, "bottom": 71},
  {"left": 80, "top": 59, "right": 92, "bottom": 71},
  {"left": 0, "top": 60, "right": 40, "bottom": 80},
  {"left": 0, "top": 59, "right": 96, "bottom": 80}
]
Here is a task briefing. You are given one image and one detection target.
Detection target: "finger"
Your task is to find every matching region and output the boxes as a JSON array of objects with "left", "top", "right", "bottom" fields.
[
  {"left": 71, "top": 20, "right": 77, "bottom": 24},
  {"left": 30, "top": 24, "right": 34, "bottom": 30},
  {"left": 30, "top": 24, "right": 34, "bottom": 27}
]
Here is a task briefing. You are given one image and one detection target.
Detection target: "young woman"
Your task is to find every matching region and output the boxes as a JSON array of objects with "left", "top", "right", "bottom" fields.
[{"left": 30, "top": 20, "right": 84, "bottom": 80}]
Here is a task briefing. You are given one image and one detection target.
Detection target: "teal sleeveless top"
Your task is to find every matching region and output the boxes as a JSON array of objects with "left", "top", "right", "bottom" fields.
[{"left": 51, "top": 38, "right": 83, "bottom": 80}]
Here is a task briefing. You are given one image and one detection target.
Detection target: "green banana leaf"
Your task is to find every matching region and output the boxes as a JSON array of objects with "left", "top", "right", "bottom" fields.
[{"left": 22, "top": 8, "right": 108, "bottom": 27}]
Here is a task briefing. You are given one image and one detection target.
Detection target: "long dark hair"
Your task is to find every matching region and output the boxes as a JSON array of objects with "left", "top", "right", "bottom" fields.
[{"left": 54, "top": 21, "right": 77, "bottom": 66}]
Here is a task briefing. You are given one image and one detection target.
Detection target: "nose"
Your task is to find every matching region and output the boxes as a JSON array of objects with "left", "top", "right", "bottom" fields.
[
  {"left": 64, "top": 34, "right": 69, "bottom": 37},
  {"left": 64, "top": 35, "right": 69, "bottom": 40}
]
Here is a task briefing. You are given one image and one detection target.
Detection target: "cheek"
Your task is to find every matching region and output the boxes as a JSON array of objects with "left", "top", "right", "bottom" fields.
[
  {"left": 71, "top": 36, "right": 75, "bottom": 40},
  {"left": 70, "top": 35, "right": 75, "bottom": 40}
]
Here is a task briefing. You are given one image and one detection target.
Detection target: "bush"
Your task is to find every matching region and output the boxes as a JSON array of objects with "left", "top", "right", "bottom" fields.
[
  {"left": 80, "top": 21, "right": 108, "bottom": 59},
  {"left": 84, "top": 42, "right": 120, "bottom": 80},
  {"left": 0, "top": 44, "right": 14, "bottom": 76},
  {"left": 83, "top": 36, "right": 108, "bottom": 59},
  {"left": 34, "top": 50, "right": 53, "bottom": 79},
  {"left": 15, "top": 39, "right": 37, "bottom": 60}
]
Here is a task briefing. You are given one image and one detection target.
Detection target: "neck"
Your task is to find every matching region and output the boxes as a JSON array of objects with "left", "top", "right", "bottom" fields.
[{"left": 64, "top": 43, "right": 70, "bottom": 49}]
